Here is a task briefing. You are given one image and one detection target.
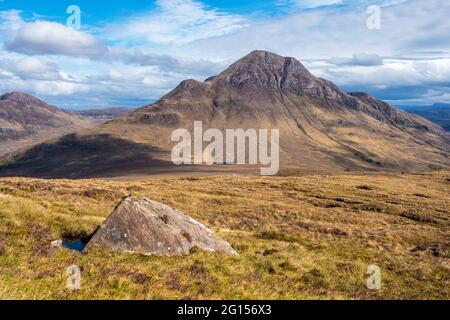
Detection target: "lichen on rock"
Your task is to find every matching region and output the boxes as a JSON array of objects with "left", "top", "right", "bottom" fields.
[{"left": 84, "top": 197, "right": 237, "bottom": 256}]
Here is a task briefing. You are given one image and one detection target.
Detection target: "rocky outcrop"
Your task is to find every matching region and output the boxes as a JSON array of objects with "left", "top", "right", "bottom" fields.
[{"left": 84, "top": 197, "right": 237, "bottom": 256}]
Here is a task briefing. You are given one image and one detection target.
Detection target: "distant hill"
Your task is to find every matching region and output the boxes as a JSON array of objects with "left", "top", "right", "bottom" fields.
[
  {"left": 0, "top": 51, "right": 449, "bottom": 178},
  {"left": 401, "top": 104, "right": 450, "bottom": 131},
  {"left": 73, "top": 107, "right": 135, "bottom": 123},
  {"left": 0, "top": 92, "right": 94, "bottom": 156}
]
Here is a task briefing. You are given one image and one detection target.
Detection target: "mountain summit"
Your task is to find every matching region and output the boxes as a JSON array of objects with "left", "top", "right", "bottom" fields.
[
  {"left": 213, "top": 50, "right": 315, "bottom": 89},
  {"left": 164, "top": 50, "right": 341, "bottom": 102},
  {"left": 0, "top": 51, "right": 449, "bottom": 178}
]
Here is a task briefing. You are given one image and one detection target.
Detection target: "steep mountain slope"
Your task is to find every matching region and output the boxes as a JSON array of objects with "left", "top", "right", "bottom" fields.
[
  {"left": 0, "top": 92, "right": 94, "bottom": 156},
  {"left": 1, "top": 51, "right": 449, "bottom": 178}
]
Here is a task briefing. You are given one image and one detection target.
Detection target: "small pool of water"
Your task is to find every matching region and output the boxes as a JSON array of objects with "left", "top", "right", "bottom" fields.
[{"left": 63, "top": 239, "right": 87, "bottom": 252}]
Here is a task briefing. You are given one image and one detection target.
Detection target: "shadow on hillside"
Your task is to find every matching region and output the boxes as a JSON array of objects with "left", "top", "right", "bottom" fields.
[{"left": 0, "top": 133, "right": 174, "bottom": 179}]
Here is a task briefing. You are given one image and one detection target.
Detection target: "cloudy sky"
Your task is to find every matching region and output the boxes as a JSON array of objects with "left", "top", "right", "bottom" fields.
[{"left": 0, "top": 0, "right": 448, "bottom": 109}]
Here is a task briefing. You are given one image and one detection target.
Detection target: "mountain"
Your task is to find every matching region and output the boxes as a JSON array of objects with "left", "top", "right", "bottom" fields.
[
  {"left": 0, "top": 51, "right": 449, "bottom": 178},
  {"left": 73, "top": 107, "right": 135, "bottom": 124},
  {"left": 0, "top": 92, "right": 94, "bottom": 156},
  {"left": 401, "top": 104, "right": 450, "bottom": 131}
]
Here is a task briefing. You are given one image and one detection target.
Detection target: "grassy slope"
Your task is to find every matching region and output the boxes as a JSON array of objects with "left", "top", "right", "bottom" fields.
[{"left": 0, "top": 172, "right": 448, "bottom": 299}]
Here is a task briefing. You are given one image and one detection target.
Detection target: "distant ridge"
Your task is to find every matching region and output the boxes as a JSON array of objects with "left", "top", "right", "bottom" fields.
[
  {"left": 402, "top": 104, "right": 450, "bottom": 132},
  {"left": 73, "top": 107, "right": 135, "bottom": 123}
]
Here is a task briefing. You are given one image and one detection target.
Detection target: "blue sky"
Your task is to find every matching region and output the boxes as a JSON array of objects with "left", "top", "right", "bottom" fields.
[{"left": 0, "top": 0, "right": 449, "bottom": 109}]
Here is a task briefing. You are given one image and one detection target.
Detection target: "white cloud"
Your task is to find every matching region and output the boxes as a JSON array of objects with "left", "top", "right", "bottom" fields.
[
  {"left": 33, "top": 81, "right": 89, "bottom": 96},
  {"left": 105, "top": 0, "right": 248, "bottom": 46},
  {"left": 0, "top": 0, "right": 449, "bottom": 107},
  {"left": 328, "top": 53, "right": 383, "bottom": 66},
  {"left": 0, "top": 10, "right": 23, "bottom": 34},
  {"left": 182, "top": 0, "right": 449, "bottom": 61},
  {"left": 5, "top": 21, "right": 108, "bottom": 58},
  {"left": 318, "top": 57, "right": 450, "bottom": 105},
  {"left": 0, "top": 53, "right": 89, "bottom": 97},
  {"left": 322, "top": 58, "right": 450, "bottom": 87},
  {"left": 0, "top": 9, "right": 224, "bottom": 76},
  {"left": 104, "top": 47, "right": 223, "bottom": 76},
  {"left": 0, "top": 75, "right": 90, "bottom": 97},
  {"left": 278, "top": 0, "right": 343, "bottom": 9},
  {"left": 0, "top": 56, "right": 61, "bottom": 80}
]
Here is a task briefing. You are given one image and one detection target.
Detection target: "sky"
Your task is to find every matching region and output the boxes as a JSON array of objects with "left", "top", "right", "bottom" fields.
[{"left": 0, "top": 0, "right": 449, "bottom": 109}]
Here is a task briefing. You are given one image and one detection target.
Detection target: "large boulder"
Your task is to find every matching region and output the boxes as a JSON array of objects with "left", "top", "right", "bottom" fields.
[{"left": 84, "top": 197, "right": 237, "bottom": 256}]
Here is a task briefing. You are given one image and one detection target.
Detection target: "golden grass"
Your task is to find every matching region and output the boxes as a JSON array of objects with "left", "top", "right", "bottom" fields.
[{"left": 0, "top": 171, "right": 449, "bottom": 299}]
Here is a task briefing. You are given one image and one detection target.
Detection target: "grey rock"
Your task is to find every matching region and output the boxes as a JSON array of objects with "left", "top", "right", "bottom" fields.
[{"left": 84, "top": 197, "right": 237, "bottom": 256}]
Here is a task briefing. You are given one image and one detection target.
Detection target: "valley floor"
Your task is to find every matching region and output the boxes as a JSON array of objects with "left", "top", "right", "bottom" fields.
[{"left": 0, "top": 171, "right": 448, "bottom": 299}]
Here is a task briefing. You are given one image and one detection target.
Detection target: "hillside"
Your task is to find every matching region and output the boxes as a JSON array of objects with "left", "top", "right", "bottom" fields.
[
  {"left": 0, "top": 171, "right": 448, "bottom": 299},
  {"left": 0, "top": 51, "right": 449, "bottom": 178},
  {"left": 0, "top": 92, "right": 94, "bottom": 156}
]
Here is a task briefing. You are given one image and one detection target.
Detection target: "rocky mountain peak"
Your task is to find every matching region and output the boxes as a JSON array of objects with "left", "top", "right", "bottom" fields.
[
  {"left": 202, "top": 50, "right": 347, "bottom": 102},
  {"left": 213, "top": 50, "right": 315, "bottom": 89}
]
